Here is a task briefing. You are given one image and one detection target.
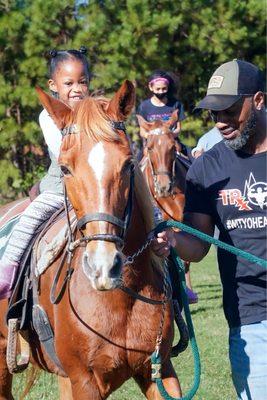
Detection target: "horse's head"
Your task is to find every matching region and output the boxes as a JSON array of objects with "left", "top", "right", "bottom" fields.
[
  {"left": 37, "top": 81, "right": 136, "bottom": 291},
  {"left": 137, "top": 112, "right": 178, "bottom": 197}
]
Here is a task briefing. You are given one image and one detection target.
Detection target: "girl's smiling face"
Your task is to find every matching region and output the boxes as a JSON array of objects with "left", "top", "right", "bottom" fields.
[{"left": 48, "top": 59, "right": 89, "bottom": 108}]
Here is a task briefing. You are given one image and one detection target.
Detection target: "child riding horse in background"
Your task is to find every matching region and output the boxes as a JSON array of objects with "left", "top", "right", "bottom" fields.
[
  {"left": 0, "top": 47, "right": 90, "bottom": 300},
  {"left": 137, "top": 70, "right": 198, "bottom": 304},
  {"left": 137, "top": 70, "right": 185, "bottom": 139}
]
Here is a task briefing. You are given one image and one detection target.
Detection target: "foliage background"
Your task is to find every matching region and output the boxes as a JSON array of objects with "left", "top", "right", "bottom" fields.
[{"left": 0, "top": 0, "right": 265, "bottom": 202}]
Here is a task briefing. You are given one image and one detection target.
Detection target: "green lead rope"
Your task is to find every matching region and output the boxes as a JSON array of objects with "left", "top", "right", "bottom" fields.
[
  {"left": 155, "top": 220, "right": 267, "bottom": 268},
  {"left": 150, "top": 220, "right": 267, "bottom": 400},
  {"left": 151, "top": 247, "right": 201, "bottom": 400}
]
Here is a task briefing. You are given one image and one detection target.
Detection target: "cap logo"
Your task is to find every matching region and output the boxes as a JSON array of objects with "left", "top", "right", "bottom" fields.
[{"left": 208, "top": 75, "right": 224, "bottom": 89}]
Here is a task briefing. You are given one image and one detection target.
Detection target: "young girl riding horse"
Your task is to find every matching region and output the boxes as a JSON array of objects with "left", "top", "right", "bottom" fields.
[
  {"left": 137, "top": 70, "right": 198, "bottom": 304},
  {"left": 0, "top": 47, "right": 90, "bottom": 299},
  {"left": 137, "top": 70, "right": 185, "bottom": 138}
]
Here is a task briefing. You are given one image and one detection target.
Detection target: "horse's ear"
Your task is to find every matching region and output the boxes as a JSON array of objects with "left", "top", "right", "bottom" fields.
[
  {"left": 136, "top": 115, "right": 154, "bottom": 139},
  {"left": 165, "top": 110, "right": 179, "bottom": 128},
  {"left": 107, "top": 80, "right": 135, "bottom": 120},
  {"left": 35, "top": 86, "right": 73, "bottom": 130},
  {"left": 136, "top": 114, "right": 153, "bottom": 131}
]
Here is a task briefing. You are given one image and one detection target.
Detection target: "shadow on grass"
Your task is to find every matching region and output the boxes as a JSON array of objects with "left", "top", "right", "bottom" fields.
[
  {"left": 196, "top": 283, "right": 221, "bottom": 289},
  {"left": 201, "top": 294, "right": 222, "bottom": 301},
  {"left": 189, "top": 303, "right": 223, "bottom": 315}
]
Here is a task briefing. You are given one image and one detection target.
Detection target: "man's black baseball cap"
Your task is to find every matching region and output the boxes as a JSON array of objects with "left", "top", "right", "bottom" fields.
[{"left": 195, "top": 60, "right": 265, "bottom": 111}]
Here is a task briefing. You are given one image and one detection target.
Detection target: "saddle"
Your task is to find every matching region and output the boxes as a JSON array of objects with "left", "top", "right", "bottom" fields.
[{"left": 4, "top": 195, "right": 69, "bottom": 375}]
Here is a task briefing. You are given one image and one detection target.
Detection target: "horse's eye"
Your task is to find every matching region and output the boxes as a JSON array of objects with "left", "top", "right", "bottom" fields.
[{"left": 60, "top": 165, "right": 72, "bottom": 176}]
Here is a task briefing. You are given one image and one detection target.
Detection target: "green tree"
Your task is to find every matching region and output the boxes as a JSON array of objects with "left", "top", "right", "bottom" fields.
[
  {"left": 76, "top": 0, "right": 265, "bottom": 141},
  {"left": 0, "top": 0, "right": 80, "bottom": 202}
]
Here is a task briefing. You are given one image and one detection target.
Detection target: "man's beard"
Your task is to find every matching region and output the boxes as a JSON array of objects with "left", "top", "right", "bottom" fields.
[{"left": 224, "top": 109, "right": 257, "bottom": 150}]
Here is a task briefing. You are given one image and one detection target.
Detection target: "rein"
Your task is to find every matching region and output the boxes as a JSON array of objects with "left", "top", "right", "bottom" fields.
[{"left": 147, "top": 151, "right": 176, "bottom": 197}]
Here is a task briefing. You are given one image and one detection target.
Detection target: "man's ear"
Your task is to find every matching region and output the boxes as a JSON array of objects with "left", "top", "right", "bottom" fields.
[
  {"left": 254, "top": 91, "right": 265, "bottom": 110},
  {"left": 107, "top": 80, "right": 135, "bottom": 120},
  {"left": 36, "top": 86, "right": 73, "bottom": 129}
]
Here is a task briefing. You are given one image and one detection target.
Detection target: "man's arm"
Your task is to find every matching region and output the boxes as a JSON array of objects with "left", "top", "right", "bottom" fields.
[{"left": 153, "top": 212, "right": 215, "bottom": 262}]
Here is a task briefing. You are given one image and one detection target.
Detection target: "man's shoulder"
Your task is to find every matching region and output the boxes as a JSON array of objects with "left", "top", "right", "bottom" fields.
[
  {"left": 188, "top": 141, "right": 229, "bottom": 180},
  {"left": 204, "top": 139, "right": 226, "bottom": 154},
  {"left": 195, "top": 140, "right": 227, "bottom": 164}
]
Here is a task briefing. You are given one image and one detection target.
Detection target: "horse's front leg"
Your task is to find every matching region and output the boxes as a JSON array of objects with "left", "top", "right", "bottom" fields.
[
  {"left": 67, "top": 371, "right": 103, "bottom": 400},
  {"left": 58, "top": 377, "right": 73, "bottom": 400},
  {"left": 0, "top": 335, "right": 13, "bottom": 400},
  {"left": 135, "top": 359, "right": 181, "bottom": 400}
]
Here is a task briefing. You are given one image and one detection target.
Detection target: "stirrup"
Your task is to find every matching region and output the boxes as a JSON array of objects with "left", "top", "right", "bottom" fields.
[{"left": 6, "top": 318, "right": 30, "bottom": 374}]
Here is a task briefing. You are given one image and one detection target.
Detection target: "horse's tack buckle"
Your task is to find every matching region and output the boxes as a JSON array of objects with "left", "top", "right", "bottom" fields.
[
  {"left": 61, "top": 124, "right": 79, "bottom": 136},
  {"left": 151, "top": 362, "right": 162, "bottom": 380}
]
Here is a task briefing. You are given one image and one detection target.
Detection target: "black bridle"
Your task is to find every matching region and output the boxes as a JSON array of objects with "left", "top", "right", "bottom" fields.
[
  {"left": 147, "top": 150, "right": 176, "bottom": 197},
  {"left": 61, "top": 121, "right": 134, "bottom": 249}
]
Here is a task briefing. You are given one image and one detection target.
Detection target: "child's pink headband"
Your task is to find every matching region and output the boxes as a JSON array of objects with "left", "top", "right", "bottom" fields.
[{"left": 149, "top": 77, "right": 170, "bottom": 85}]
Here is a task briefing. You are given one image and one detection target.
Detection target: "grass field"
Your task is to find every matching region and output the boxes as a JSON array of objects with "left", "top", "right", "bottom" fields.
[{"left": 13, "top": 248, "right": 236, "bottom": 399}]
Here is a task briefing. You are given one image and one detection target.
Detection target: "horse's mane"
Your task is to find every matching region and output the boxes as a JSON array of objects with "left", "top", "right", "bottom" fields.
[
  {"left": 134, "top": 164, "right": 155, "bottom": 232},
  {"left": 74, "top": 96, "right": 122, "bottom": 142},
  {"left": 133, "top": 163, "right": 163, "bottom": 270}
]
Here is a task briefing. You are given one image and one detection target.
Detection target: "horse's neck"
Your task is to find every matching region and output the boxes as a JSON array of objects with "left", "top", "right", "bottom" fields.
[
  {"left": 142, "top": 160, "right": 154, "bottom": 196},
  {"left": 174, "top": 158, "right": 188, "bottom": 193},
  {"left": 123, "top": 196, "right": 154, "bottom": 284}
]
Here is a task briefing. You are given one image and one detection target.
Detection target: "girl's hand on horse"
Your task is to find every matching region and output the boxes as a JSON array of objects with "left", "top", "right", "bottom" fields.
[{"left": 152, "top": 229, "right": 176, "bottom": 257}]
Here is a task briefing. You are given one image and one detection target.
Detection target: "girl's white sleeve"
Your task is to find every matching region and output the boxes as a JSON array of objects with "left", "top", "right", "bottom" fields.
[{"left": 39, "top": 109, "right": 62, "bottom": 160}]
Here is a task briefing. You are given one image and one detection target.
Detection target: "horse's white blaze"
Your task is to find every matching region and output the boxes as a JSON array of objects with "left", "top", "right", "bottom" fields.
[
  {"left": 87, "top": 142, "right": 116, "bottom": 282},
  {"left": 88, "top": 142, "right": 106, "bottom": 183},
  {"left": 88, "top": 141, "right": 107, "bottom": 218}
]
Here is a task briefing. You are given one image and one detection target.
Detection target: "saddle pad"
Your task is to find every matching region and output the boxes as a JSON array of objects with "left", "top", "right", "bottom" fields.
[
  {"left": 0, "top": 199, "right": 30, "bottom": 259},
  {"left": 35, "top": 210, "right": 76, "bottom": 276}
]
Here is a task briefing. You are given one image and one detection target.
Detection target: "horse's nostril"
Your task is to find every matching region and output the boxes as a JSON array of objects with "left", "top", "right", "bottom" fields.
[{"left": 109, "top": 253, "right": 123, "bottom": 278}]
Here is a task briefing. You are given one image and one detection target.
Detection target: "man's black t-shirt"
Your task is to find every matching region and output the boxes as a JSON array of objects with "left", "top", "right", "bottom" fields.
[
  {"left": 137, "top": 98, "right": 185, "bottom": 123},
  {"left": 185, "top": 141, "right": 267, "bottom": 328}
]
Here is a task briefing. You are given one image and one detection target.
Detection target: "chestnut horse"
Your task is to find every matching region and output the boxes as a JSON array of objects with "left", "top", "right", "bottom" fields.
[
  {"left": 137, "top": 114, "right": 189, "bottom": 222},
  {"left": 0, "top": 81, "right": 182, "bottom": 399}
]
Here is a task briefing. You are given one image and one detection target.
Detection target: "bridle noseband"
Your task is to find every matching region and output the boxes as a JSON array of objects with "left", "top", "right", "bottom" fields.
[
  {"left": 61, "top": 120, "right": 134, "bottom": 249},
  {"left": 147, "top": 147, "right": 176, "bottom": 197}
]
